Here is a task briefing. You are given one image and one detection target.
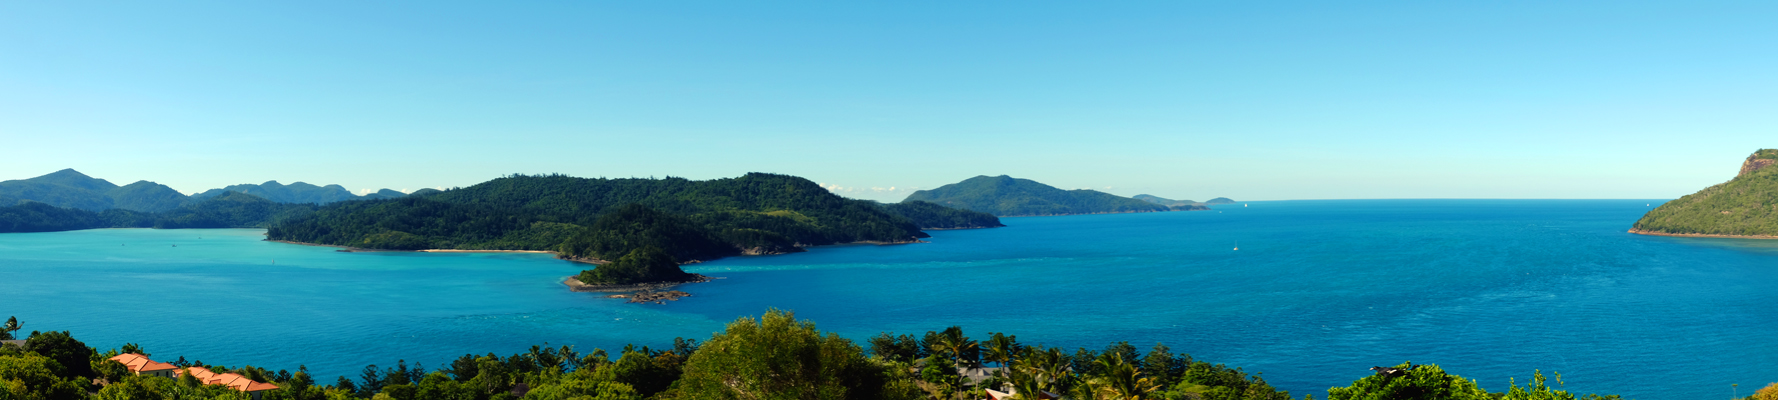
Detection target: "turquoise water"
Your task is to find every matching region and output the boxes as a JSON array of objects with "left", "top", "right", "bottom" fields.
[{"left": 3, "top": 200, "right": 1775, "bottom": 399}]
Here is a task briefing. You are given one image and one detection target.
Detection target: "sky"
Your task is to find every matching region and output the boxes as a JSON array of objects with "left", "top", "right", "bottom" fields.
[{"left": 1, "top": 1, "right": 1774, "bottom": 202}]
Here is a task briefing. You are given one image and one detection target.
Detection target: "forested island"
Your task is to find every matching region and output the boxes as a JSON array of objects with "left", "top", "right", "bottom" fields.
[
  {"left": 264, "top": 173, "right": 1001, "bottom": 285},
  {"left": 0, "top": 312, "right": 1635, "bottom": 400},
  {"left": 1632, "top": 149, "right": 1778, "bottom": 237},
  {"left": 904, "top": 175, "right": 1230, "bottom": 217}
]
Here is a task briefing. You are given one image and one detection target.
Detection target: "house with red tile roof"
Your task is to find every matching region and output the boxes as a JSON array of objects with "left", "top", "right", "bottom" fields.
[
  {"left": 107, "top": 354, "right": 279, "bottom": 399},
  {"left": 108, "top": 353, "right": 178, "bottom": 379}
]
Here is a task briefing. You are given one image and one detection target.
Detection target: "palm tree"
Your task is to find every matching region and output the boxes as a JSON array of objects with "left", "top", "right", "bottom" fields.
[
  {"left": 984, "top": 333, "right": 1019, "bottom": 384},
  {"left": 932, "top": 329, "right": 979, "bottom": 395},
  {"left": 1089, "top": 354, "right": 1162, "bottom": 400},
  {"left": 1008, "top": 346, "right": 1071, "bottom": 399},
  {"left": 0, "top": 316, "right": 18, "bottom": 340}
]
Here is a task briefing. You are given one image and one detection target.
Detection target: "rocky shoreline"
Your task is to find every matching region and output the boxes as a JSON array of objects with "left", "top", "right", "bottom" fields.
[
  {"left": 561, "top": 275, "right": 715, "bottom": 304},
  {"left": 1627, "top": 228, "right": 1778, "bottom": 240}
]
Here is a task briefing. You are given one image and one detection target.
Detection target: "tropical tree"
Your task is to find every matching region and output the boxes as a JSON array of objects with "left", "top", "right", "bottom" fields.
[
  {"left": 928, "top": 327, "right": 979, "bottom": 395},
  {"left": 1752, "top": 382, "right": 1778, "bottom": 400},
  {"left": 0, "top": 317, "right": 19, "bottom": 340},
  {"left": 673, "top": 309, "right": 910, "bottom": 400},
  {"left": 983, "top": 333, "right": 1020, "bottom": 383},
  {"left": 1087, "top": 354, "right": 1161, "bottom": 400},
  {"left": 1011, "top": 347, "right": 1072, "bottom": 396},
  {"left": 1325, "top": 362, "right": 1490, "bottom": 400}
]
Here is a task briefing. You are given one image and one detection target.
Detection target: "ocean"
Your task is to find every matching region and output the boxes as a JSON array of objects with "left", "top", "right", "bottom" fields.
[{"left": 2, "top": 199, "right": 1773, "bottom": 399}]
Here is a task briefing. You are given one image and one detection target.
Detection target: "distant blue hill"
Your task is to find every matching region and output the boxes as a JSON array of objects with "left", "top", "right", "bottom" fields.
[
  {"left": 190, "top": 181, "right": 406, "bottom": 204},
  {"left": 903, "top": 175, "right": 1170, "bottom": 217},
  {"left": 0, "top": 169, "right": 186, "bottom": 212},
  {"left": 0, "top": 169, "right": 409, "bottom": 213}
]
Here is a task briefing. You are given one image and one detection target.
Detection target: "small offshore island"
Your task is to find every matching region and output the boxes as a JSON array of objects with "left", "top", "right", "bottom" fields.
[{"left": 1631, "top": 149, "right": 1778, "bottom": 239}]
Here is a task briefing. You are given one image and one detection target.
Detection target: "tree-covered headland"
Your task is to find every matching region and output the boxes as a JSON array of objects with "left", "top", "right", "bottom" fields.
[
  {"left": 1633, "top": 149, "right": 1778, "bottom": 236},
  {"left": 0, "top": 312, "right": 1644, "bottom": 400}
]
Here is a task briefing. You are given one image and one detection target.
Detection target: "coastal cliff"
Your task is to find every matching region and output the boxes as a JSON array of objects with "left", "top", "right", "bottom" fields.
[{"left": 1631, "top": 149, "right": 1778, "bottom": 238}]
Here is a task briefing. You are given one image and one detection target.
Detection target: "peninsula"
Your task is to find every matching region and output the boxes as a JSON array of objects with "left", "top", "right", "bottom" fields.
[
  {"left": 1631, "top": 149, "right": 1778, "bottom": 238},
  {"left": 904, "top": 175, "right": 1229, "bottom": 217}
]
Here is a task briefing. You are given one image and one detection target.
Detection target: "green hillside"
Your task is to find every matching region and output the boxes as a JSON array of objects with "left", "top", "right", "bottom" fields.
[
  {"left": 902, "top": 175, "right": 1167, "bottom": 217},
  {"left": 267, "top": 173, "right": 932, "bottom": 263},
  {"left": 106, "top": 181, "right": 190, "bottom": 212},
  {"left": 880, "top": 200, "right": 1004, "bottom": 229},
  {"left": 0, "top": 169, "right": 119, "bottom": 211},
  {"left": 1205, "top": 197, "right": 1237, "bottom": 205},
  {"left": 1633, "top": 149, "right": 1778, "bottom": 236},
  {"left": 0, "top": 192, "right": 313, "bottom": 233}
]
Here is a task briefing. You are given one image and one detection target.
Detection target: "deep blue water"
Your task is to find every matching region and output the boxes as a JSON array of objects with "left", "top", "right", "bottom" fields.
[{"left": 3, "top": 200, "right": 1775, "bottom": 399}]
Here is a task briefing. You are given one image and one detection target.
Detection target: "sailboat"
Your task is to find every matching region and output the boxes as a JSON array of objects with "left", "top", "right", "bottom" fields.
[{"left": 1234, "top": 241, "right": 1239, "bottom": 251}]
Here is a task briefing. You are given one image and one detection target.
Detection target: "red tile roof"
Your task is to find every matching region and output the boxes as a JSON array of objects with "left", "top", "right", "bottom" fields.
[{"left": 108, "top": 353, "right": 277, "bottom": 392}]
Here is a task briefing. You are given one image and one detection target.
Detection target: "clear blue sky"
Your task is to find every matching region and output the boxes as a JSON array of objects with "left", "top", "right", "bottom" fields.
[{"left": 2, "top": 1, "right": 1773, "bottom": 201}]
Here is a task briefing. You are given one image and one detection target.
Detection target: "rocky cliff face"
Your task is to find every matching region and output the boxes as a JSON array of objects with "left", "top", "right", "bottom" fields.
[{"left": 1740, "top": 152, "right": 1777, "bottom": 177}]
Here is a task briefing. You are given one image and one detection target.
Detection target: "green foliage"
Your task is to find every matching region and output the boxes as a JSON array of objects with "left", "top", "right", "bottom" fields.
[
  {"left": 575, "top": 247, "right": 694, "bottom": 286},
  {"left": 867, "top": 334, "right": 922, "bottom": 365},
  {"left": 1325, "top": 363, "right": 1487, "bottom": 400},
  {"left": 1634, "top": 149, "right": 1778, "bottom": 236},
  {"left": 0, "top": 318, "right": 18, "bottom": 341},
  {"left": 1499, "top": 371, "right": 1621, "bottom": 400},
  {"left": 903, "top": 175, "right": 1169, "bottom": 217},
  {"left": 23, "top": 332, "right": 93, "bottom": 380},
  {"left": 881, "top": 201, "right": 1004, "bottom": 229},
  {"left": 521, "top": 370, "right": 640, "bottom": 400},
  {"left": 270, "top": 173, "right": 930, "bottom": 265},
  {"left": 560, "top": 204, "right": 735, "bottom": 262},
  {"left": 1322, "top": 363, "right": 1623, "bottom": 400},
  {"left": 0, "top": 353, "right": 86, "bottom": 400},
  {"left": 673, "top": 310, "right": 903, "bottom": 400},
  {"left": 0, "top": 319, "right": 1636, "bottom": 400}
]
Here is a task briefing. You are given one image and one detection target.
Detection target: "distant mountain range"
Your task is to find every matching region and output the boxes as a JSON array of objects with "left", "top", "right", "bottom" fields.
[
  {"left": 1632, "top": 149, "right": 1778, "bottom": 237},
  {"left": 903, "top": 175, "right": 1229, "bottom": 217},
  {"left": 0, "top": 169, "right": 408, "bottom": 212},
  {"left": 190, "top": 181, "right": 408, "bottom": 204}
]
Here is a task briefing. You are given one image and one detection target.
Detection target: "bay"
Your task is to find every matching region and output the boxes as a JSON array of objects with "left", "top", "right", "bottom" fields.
[{"left": 2, "top": 199, "right": 1774, "bottom": 399}]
